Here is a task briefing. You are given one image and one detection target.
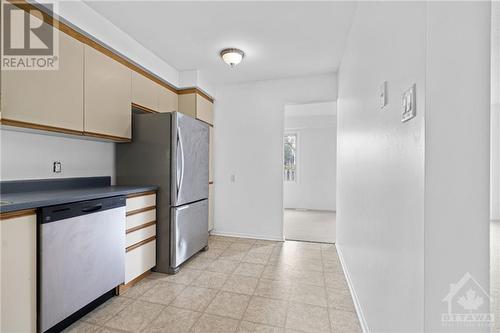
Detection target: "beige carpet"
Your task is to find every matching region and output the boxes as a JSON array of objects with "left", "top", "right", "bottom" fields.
[{"left": 284, "top": 209, "right": 336, "bottom": 243}]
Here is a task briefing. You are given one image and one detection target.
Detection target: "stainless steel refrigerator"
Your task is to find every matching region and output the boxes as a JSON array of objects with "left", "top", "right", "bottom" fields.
[{"left": 116, "top": 111, "right": 209, "bottom": 274}]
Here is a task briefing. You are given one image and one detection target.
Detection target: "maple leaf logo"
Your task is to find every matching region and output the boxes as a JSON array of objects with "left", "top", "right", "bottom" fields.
[{"left": 457, "top": 289, "right": 484, "bottom": 311}]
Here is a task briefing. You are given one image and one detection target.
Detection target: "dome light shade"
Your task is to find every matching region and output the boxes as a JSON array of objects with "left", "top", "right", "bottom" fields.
[{"left": 220, "top": 48, "right": 245, "bottom": 67}]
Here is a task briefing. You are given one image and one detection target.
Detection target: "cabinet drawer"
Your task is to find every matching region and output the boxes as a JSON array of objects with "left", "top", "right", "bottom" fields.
[
  {"left": 126, "top": 225, "right": 156, "bottom": 247},
  {"left": 126, "top": 193, "right": 156, "bottom": 213},
  {"left": 125, "top": 240, "right": 156, "bottom": 284},
  {"left": 126, "top": 209, "right": 156, "bottom": 231}
]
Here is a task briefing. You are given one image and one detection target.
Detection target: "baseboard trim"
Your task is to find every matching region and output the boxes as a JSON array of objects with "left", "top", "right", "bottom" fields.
[
  {"left": 210, "top": 230, "right": 285, "bottom": 242},
  {"left": 336, "top": 245, "right": 370, "bottom": 333}
]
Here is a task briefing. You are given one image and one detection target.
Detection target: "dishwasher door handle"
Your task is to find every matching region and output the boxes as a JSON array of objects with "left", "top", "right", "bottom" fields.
[{"left": 81, "top": 204, "right": 103, "bottom": 213}]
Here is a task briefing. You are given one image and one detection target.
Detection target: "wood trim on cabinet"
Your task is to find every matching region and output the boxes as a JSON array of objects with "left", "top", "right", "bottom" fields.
[
  {"left": 178, "top": 88, "right": 214, "bottom": 103},
  {"left": 83, "top": 131, "right": 131, "bottom": 143},
  {"left": 126, "top": 221, "right": 156, "bottom": 234},
  {"left": 0, "top": 118, "right": 84, "bottom": 136},
  {"left": 8, "top": 0, "right": 214, "bottom": 102},
  {"left": 126, "top": 191, "right": 157, "bottom": 199},
  {"left": 116, "top": 270, "right": 151, "bottom": 295},
  {"left": 126, "top": 235, "right": 156, "bottom": 252},
  {"left": 132, "top": 103, "right": 159, "bottom": 114},
  {"left": 0, "top": 209, "right": 37, "bottom": 220},
  {"left": 126, "top": 206, "right": 156, "bottom": 217}
]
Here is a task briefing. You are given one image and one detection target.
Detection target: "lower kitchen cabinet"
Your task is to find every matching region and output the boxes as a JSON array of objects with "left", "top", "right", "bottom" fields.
[
  {"left": 121, "top": 191, "right": 157, "bottom": 290},
  {"left": 0, "top": 210, "right": 37, "bottom": 333}
]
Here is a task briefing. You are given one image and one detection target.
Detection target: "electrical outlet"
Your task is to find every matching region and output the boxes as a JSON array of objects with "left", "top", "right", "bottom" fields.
[{"left": 53, "top": 161, "right": 62, "bottom": 173}]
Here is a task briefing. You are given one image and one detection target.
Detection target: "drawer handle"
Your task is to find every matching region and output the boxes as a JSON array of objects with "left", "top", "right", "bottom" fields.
[{"left": 81, "top": 204, "right": 102, "bottom": 213}]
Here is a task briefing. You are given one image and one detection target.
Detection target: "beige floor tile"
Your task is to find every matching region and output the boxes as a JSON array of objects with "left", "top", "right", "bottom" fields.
[
  {"left": 222, "top": 274, "right": 259, "bottom": 295},
  {"left": 121, "top": 278, "right": 159, "bottom": 299},
  {"left": 198, "top": 247, "right": 225, "bottom": 259},
  {"left": 105, "top": 300, "right": 164, "bottom": 332},
  {"left": 171, "top": 285, "right": 218, "bottom": 311},
  {"left": 233, "top": 237, "right": 257, "bottom": 245},
  {"left": 261, "top": 265, "right": 289, "bottom": 281},
  {"left": 323, "top": 258, "right": 343, "bottom": 273},
  {"left": 290, "top": 283, "right": 328, "bottom": 307},
  {"left": 63, "top": 321, "right": 101, "bottom": 333},
  {"left": 191, "top": 271, "right": 229, "bottom": 289},
  {"left": 234, "top": 262, "right": 265, "bottom": 277},
  {"left": 209, "top": 240, "right": 232, "bottom": 250},
  {"left": 230, "top": 242, "right": 254, "bottom": 251},
  {"left": 142, "top": 306, "right": 201, "bottom": 333},
  {"left": 326, "top": 288, "right": 356, "bottom": 312},
  {"left": 184, "top": 256, "right": 214, "bottom": 270},
  {"left": 81, "top": 296, "right": 132, "bottom": 325},
  {"left": 243, "top": 296, "right": 288, "bottom": 327},
  {"left": 329, "top": 309, "right": 362, "bottom": 333},
  {"left": 139, "top": 281, "right": 185, "bottom": 305},
  {"left": 324, "top": 271, "right": 348, "bottom": 290},
  {"left": 205, "top": 291, "right": 251, "bottom": 319},
  {"left": 96, "top": 327, "right": 123, "bottom": 333},
  {"left": 242, "top": 251, "right": 271, "bottom": 265},
  {"left": 238, "top": 321, "right": 284, "bottom": 333},
  {"left": 191, "top": 313, "right": 239, "bottom": 333},
  {"left": 157, "top": 268, "right": 202, "bottom": 285},
  {"left": 210, "top": 235, "right": 237, "bottom": 243},
  {"left": 207, "top": 258, "right": 240, "bottom": 274},
  {"left": 220, "top": 248, "right": 248, "bottom": 261},
  {"left": 254, "top": 278, "right": 292, "bottom": 301},
  {"left": 286, "top": 302, "right": 331, "bottom": 333},
  {"left": 249, "top": 244, "right": 275, "bottom": 254}
]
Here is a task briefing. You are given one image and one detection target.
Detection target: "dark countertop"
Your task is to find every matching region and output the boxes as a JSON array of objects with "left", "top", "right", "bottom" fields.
[{"left": 0, "top": 177, "right": 157, "bottom": 213}]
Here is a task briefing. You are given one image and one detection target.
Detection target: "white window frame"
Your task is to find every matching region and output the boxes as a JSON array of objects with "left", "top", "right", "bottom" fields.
[{"left": 283, "top": 132, "right": 299, "bottom": 183}]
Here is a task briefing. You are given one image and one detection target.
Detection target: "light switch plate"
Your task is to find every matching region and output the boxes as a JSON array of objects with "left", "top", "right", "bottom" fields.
[
  {"left": 402, "top": 84, "right": 416, "bottom": 122},
  {"left": 379, "top": 81, "right": 387, "bottom": 109}
]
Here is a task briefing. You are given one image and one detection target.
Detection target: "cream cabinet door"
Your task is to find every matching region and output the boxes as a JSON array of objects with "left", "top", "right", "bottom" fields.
[
  {"left": 132, "top": 72, "right": 158, "bottom": 111},
  {"left": 158, "top": 86, "right": 178, "bottom": 113},
  {"left": 196, "top": 95, "right": 214, "bottom": 125},
  {"left": 1, "top": 212, "right": 37, "bottom": 333},
  {"left": 177, "top": 93, "right": 197, "bottom": 118},
  {"left": 84, "top": 45, "right": 132, "bottom": 139},
  {"left": 1, "top": 30, "right": 84, "bottom": 132}
]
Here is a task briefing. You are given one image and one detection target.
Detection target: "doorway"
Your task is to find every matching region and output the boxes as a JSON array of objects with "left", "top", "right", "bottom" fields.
[{"left": 282, "top": 101, "right": 337, "bottom": 243}]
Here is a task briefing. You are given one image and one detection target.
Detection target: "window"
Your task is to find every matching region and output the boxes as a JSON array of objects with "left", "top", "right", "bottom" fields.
[{"left": 284, "top": 133, "right": 297, "bottom": 182}]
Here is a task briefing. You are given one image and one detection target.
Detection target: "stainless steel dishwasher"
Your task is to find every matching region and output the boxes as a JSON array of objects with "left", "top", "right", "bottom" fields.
[{"left": 39, "top": 196, "right": 126, "bottom": 333}]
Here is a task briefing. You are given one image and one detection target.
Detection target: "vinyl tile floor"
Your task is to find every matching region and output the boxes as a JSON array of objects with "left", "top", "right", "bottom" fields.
[
  {"left": 64, "top": 235, "right": 361, "bottom": 333},
  {"left": 284, "top": 209, "right": 336, "bottom": 243}
]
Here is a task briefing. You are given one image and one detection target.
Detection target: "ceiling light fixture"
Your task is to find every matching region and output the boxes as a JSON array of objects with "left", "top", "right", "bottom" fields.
[{"left": 220, "top": 48, "right": 245, "bottom": 67}]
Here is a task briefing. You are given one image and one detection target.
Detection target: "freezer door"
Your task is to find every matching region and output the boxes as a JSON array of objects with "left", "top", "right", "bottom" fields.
[
  {"left": 171, "top": 112, "right": 209, "bottom": 206},
  {"left": 170, "top": 199, "right": 209, "bottom": 269}
]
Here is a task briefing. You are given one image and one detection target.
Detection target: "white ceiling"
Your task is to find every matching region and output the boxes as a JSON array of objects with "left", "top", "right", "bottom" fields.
[{"left": 84, "top": 1, "right": 356, "bottom": 85}]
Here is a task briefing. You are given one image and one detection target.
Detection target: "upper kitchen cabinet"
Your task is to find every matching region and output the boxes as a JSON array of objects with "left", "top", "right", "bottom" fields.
[
  {"left": 132, "top": 71, "right": 158, "bottom": 112},
  {"left": 1, "top": 30, "right": 84, "bottom": 134},
  {"left": 84, "top": 45, "right": 132, "bottom": 141},
  {"left": 178, "top": 91, "right": 214, "bottom": 125},
  {"left": 158, "top": 87, "right": 178, "bottom": 113}
]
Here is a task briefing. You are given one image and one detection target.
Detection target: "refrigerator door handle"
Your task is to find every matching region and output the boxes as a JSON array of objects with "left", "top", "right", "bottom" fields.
[{"left": 176, "top": 126, "right": 185, "bottom": 199}]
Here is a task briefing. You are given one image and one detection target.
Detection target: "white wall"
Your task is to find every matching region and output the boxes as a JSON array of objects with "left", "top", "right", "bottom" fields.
[
  {"left": 284, "top": 104, "right": 336, "bottom": 211},
  {"left": 492, "top": 1, "right": 500, "bottom": 221},
  {"left": 213, "top": 74, "right": 337, "bottom": 240},
  {"left": 0, "top": 129, "right": 115, "bottom": 182},
  {"left": 424, "top": 3, "right": 490, "bottom": 332},
  {"left": 337, "top": 2, "right": 491, "bottom": 333},
  {"left": 337, "top": 2, "right": 426, "bottom": 331}
]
